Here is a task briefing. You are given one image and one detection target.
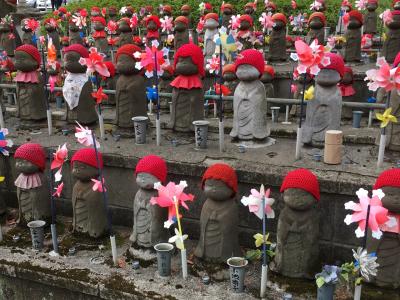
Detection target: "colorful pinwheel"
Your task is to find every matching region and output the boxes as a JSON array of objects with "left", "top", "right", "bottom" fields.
[
  {"left": 364, "top": 57, "right": 400, "bottom": 92},
  {"left": 355, "top": 0, "right": 367, "bottom": 10},
  {"left": 130, "top": 14, "right": 138, "bottom": 29},
  {"left": 353, "top": 247, "right": 379, "bottom": 281},
  {"left": 51, "top": 143, "right": 68, "bottom": 182},
  {"left": 79, "top": 47, "right": 110, "bottom": 77},
  {"left": 214, "top": 27, "right": 238, "bottom": 62},
  {"left": 106, "top": 20, "right": 118, "bottom": 34},
  {"left": 91, "top": 87, "right": 108, "bottom": 104},
  {"left": 291, "top": 0, "right": 297, "bottom": 9},
  {"left": 304, "top": 85, "right": 315, "bottom": 100},
  {"left": 241, "top": 186, "right": 275, "bottom": 220},
  {"left": 75, "top": 122, "right": 100, "bottom": 148},
  {"left": 168, "top": 228, "right": 188, "bottom": 250},
  {"left": 310, "top": 0, "right": 323, "bottom": 11},
  {"left": 380, "top": 9, "right": 393, "bottom": 25},
  {"left": 259, "top": 12, "right": 274, "bottom": 31},
  {"left": 376, "top": 108, "right": 398, "bottom": 128},
  {"left": 24, "top": 18, "right": 39, "bottom": 31},
  {"left": 230, "top": 15, "right": 241, "bottom": 30},
  {"left": 206, "top": 55, "right": 220, "bottom": 74},
  {"left": 72, "top": 14, "right": 86, "bottom": 29},
  {"left": 92, "top": 178, "right": 106, "bottom": 192},
  {"left": 53, "top": 182, "right": 64, "bottom": 197},
  {"left": 135, "top": 40, "right": 170, "bottom": 78},
  {"left": 214, "top": 83, "right": 231, "bottom": 96},
  {"left": 160, "top": 16, "right": 173, "bottom": 33}
]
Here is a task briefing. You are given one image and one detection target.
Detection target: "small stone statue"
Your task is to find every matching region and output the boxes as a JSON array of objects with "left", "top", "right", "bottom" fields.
[
  {"left": 237, "top": 15, "right": 258, "bottom": 50},
  {"left": 265, "top": 1, "right": 277, "bottom": 14},
  {"left": 222, "top": 64, "right": 237, "bottom": 112},
  {"left": 14, "top": 143, "right": 50, "bottom": 224},
  {"left": 180, "top": 4, "right": 193, "bottom": 29},
  {"left": 261, "top": 65, "right": 275, "bottom": 99},
  {"left": 0, "top": 15, "right": 16, "bottom": 57},
  {"left": 338, "top": 66, "right": 356, "bottom": 119},
  {"left": 306, "top": 12, "right": 326, "bottom": 45},
  {"left": 174, "top": 16, "right": 189, "bottom": 50},
  {"left": 161, "top": 5, "right": 173, "bottom": 17},
  {"left": 107, "top": 6, "right": 118, "bottom": 22},
  {"left": 272, "top": 168, "right": 320, "bottom": 279},
  {"left": 244, "top": 2, "right": 256, "bottom": 21},
  {"left": 195, "top": 163, "right": 241, "bottom": 262},
  {"left": 203, "top": 13, "right": 219, "bottom": 61},
  {"left": 63, "top": 44, "right": 98, "bottom": 125},
  {"left": 68, "top": 21, "right": 84, "bottom": 45},
  {"left": 92, "top": 16, "right": 108, "bottom": 54},
  {"left": 364, "top": 0, "right": 378, "bottom": 34},
  {"left": 169, "top": 43, "right": 204, "bottom": 132},
  {"left": 221, "top": 3, "right": 234, "bottom": 29},
  {"left": 21, "top": 18, "right": 36, "bottom": 47},
  {"left": 290, "top": 73, "right": 314, "bottom": 117},
  {"left": 118, "top": 18, "right": 134, "bottom": 47},
  {"left": 103, "top": 61, "right": 116, "bottom": 105},
  {"left": 43, "top": 18, "right": 61, "bottom": 57},
  {"left": 130, "top": 155, "right": 169, "bottom": 248},
  {"left": 368, "top": 168, "right": 400, "bottom": 288},
  {"left": 14, "top": 45, "right": 47, "bottom": 123},
  {"left": 302, "top": 53, "right": 344, "bottom": 146},
  {"left": 71, "top": 148, "right": 108, "bottom": 238},
  {"left": 382, "top": 10, "right": 400, "bottom": 64},
  {"left": 230, "top": 49, "right": 269, "bottom": 141},
  {"left": 268, "top": 13, "right": 288, "bottom": 62},
  {"left": 115, "top": 44, "right": 147, "bottom": 136},
  {"left": 344, "top": 10, "right": 363, "bottom": 63},
  {"left": 146, "top": 15, "right": 161, "bottom": 47},
  {"left": 159, "top": 65, "right": 174, "bottom": 111}
]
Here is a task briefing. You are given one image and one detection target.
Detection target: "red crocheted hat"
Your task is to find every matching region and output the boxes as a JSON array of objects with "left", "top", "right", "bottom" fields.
[
  {"left": 175, "top": 16, "right": 189, "bottom": 26},
  {"left": 163, "top": 5, "right": 172, "bottom": 13},
  {"left": 58, "top": 7, "right": 67, "bottom": 14},
  {"left": 235, "top": 49, "right": 265, "bottom": 77},
  {"left": 202, "top": 163, "right": 238, "bottom": 194},
  {"left": 115, "top": 44, "right": 141, "bottom": 62},
  {"left": 373, "top": 168, "right": 400, "bottom": 189},
  {"left": 272, "top": 13, "right": 287, "bottom": 25},
  {"left": 223, "top": 63, "right": 236, "bottom": 75},
  {"left": 91, "top": 6, "right": 100, "bottom": 13},
  {"left": 204, "top": 13, "right": 219, "bottom": 22},
  {"left": 341, "top": 0, "right": 353, "bottom": 8},
  {"left": 92, "top": 16, "right": 106, "bottom": 26},
  {"left": 145, "top": 5, "right": 153, "bottom": 12},
  {"left": 319, "top": 52, "right": 345, "bottom": 78},
  {"left": 393, "top": 52, "right": 400, "bottom": 68},
  {"left": 367, "top": 0, "right": 378, "bottom": 3},
  {"left": 348, "top": 10, "right": 363, "bottom": 24},
  {"left": 308, "top": 12, "right": 327, "bottom": 25},
  {"left": 135, "top": 155, "right": 168, "bottom": 183},
  {"left": 264, "top": 64, "right": 275, "bottom": 77},
  {"left": 14, "top": 143, "right": 46, "bottom": 172},
  {"left": 280, "top": 168, "right": 320, "bottom": 201},
  {"left": 205, "top": 2, "right": 213, "bottom": 10},
  {"left": 15, "top": 45, "right": 41, "bottom": 66},
  {"left": 146, "top": 15, "right": 161, "bottom": 29},
  {"left": 104, "top": 61, "right": 115, "bottom": 77},
  {"left": 221, "top": 3, "right": 234, "bottom": 11},
  {"left": 174, "top": 43, "right": 205, "bottom": 77},
  {"left": 63, "top": 44, "right": 89, "bottom": 58},
  {"left": 245, "top": 2, "right": 256, "bottom": 9},
  {"left": 71, "top": 148, "right": 103, "bottom": 169},
  {"left": 239, "top": 14, "right": 253, "bottom": 27},
  {"left": 181, "top": 4, "right": 191, "bottom": 11}
]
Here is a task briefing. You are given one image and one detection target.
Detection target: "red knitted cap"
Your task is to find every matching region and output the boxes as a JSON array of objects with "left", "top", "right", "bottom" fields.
[
  {"left": 223, "top": 63, "right": 236, "bottom": 75},
  {"left": 272, "top": 13, "right": 287, "bottom": 25},
  {"left": 115, "top": 44, "right": 141, "bottom": 62},
  {"left": 368, "top": 0, "right": 378, "bottom": 3},
  {"left": 205, "top": 3, "right": 213, "bottom": 10},
  {"left": 91, "top": 6, "right": 100, "bottom": 12},
  {"left": 15, "top": 45, "right": 41, "bottom": 66},
  {"left": 175, "top": 16, "right": 189, "bottom": 26},
  {"left": 308, "top": 12, "right": 327, "bottom": 26},
  {"left": 181, "top": 4, "right": 191, "bottom": 11},
  {"left": 15, "top": 143, "right": 46, "bottom": 172},
  {"left": 63, "top": 44, "right": 89, "bottom": 58},
  {"left": 59, "top": 7, "right": 67, "bottom": 14},
  {"left": 92, "top": 16, "right": 106, "bottom": 26},
  {"left": 174, "top": 43, "right": 205, "bottom": 77},
  {"left": 349, "top": 10, "right": 363, "bottom": 24},
  {"left": 135, "top": 155, "right": 167, "bottom": 183},
  {"left": 163, "top": 5, "right": 172, "bottom": 13},
  {"left": 239, "top": 14, "right": 253, "bottom": 27},
  {"left": 280, "top": 168, "right": 320, "bottom": 201},
  {"left": 393, "top": 52, "right": 400, "bottom": 68},
  {"left": 264, "top": 64, "right": 275, "bottom": 77},
  {"left": 204, "top": 13, "right": 219, "bottom": 22},
  {"left": 235, "top": 49, "right": 265, "bottom": 77},
  {"left": 342, "top": 0, "right": 353, "bottom": 8},
  {"left": 221, "top": 3, "right": 234, "bottom": 11},
  {"left": 202, "top": 163, "right": 238, "bottom": 194},
  {"left": 319, "top": 52, "right": 345, "bottom": 78},
  {"left": 71, "top": 148, "right": 103, "bottom": 169},
  {"left": 373, "top": 168, "right": 400, "bottom": 190},
  {"left": 146, "top": 15, "right": 161, "bottom": 28},
  {"left": 245, "top": 2, "right": 256, "bottom": 9},
  {"left": 104, "top": 61, "right": 115, "bottom": 77}
]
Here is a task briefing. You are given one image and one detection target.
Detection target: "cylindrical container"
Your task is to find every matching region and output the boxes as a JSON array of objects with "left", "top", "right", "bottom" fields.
[
  {"left": 317, "top": 283, "right": 336, "bottom": 300},
  {"left": 27, "top": 220, "right": 46, "bottom": 251},
  {"left": 227, "top": 257, "right": 248, "bottom": 293},
  {"left": 324, "top": 130, "right": 343, "bottom": 165},
  {"left": 132, "top": 116, "right": 148, "bottom": 145},
  {"left": 352, "top": 111, "right": 363, "bottom": 128},
  {"left": 193, "top": 120, "right": 210, "bottom": 149},
  {"left": 154, "top": 243, "right": 174, "bottom": 277},
  {"left": 271, "top": 107, "right": 280, "bottom": 123},
  {"left": 56, "top": 96, "right": 63, "bottom": 109}
]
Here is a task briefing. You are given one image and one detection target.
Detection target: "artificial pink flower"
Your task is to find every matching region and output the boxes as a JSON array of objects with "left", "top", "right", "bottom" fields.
[
  {"left": 365, "top": 57, "right": 400, "bottom": 92},
  {"left": 206, "top": 55, "right": 220, "bottom": 74},
  {"left": 380, "top": 9, "right": 393, "bottom": 25},
  {"left": 72, "top": 14, "right": 87, "bottom": 29},
  {"left": 101, "top": 8, "right": 107, "bottom": 17},
  {"left": 291, "top": 0, "right": 297, "bottom": 9},
  {"left": 160, "top": 16, "right": 173, "bottom": 33},
  {"left": 79, "top": 47, "right": 110, "bottom": 77},
  {"left": 0, "top": 128, "right": 12, "bottom": 156},
  {"left": 344, "top": 188, "right": 389, "bottom": 239},
  {"left": 135, "top": 40, "right": 170, "bottom": 78},
  {"left": 53, "top": 182, "right": 64, "bottom": 197},
  {"left": 229, "top": 15, "right": 241, "bottom": 30},
  {"left": 291, "top": 39, "right": 330, "bottom": 76},
  {"left": 91, "top": 87, "right": 108, "bottom": 104},
  {"left": 92, "top": 178, "right": 106, "bottom": 192},
  {"left": 24, "top": 18, "right": 39, "bottom": 31},
  {"left": 355, "top": 0, "right": 367, "bottom": 10},
  {"left": 8, "top": 33, "right": 15, "bottom": 39},
  {"left": 241, "top": 185, "right": 275, "bottom": 220},
  {"left": 47, "top": 18, "right": 59, "bottom": 28},
  {"left": 259, "top": 12, "right": 274, "bottom": 31},
  {"left": 75, "top": 122, "right": 100, "bottom": 148},
  {"left": 106, "top": 20, "right": 118, "bottom": 34},
  {"left": 51, "top": 143, "right": 68, "bottom": 170}
]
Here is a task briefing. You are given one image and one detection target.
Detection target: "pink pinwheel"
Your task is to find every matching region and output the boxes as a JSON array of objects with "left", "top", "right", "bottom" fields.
[
  {"left": 135, "top": 40, "right": 170, "bottom": 78},
  {"left": 380, "top": 9, "right": 393, "bottom": 25},
  {"left": 160, "top": 16, "right": 173, "bottom": 33},
  {"left": 51, "top": 143, "right": 68, "bottom": 170},
  {"left": 92, "top": 178, "right": 106, "bottom": 192},
  {"left": 130, "top": 14, "right": 139, "bottom": 29},
  {"left": 8, "top": 33, "right": 15, "bottom": 39},
  {"left": 101, "top": 8, "right": 106, "bottom": 17},
  {"left": 150, "top": 181, "right": 194, "bottom": 228},
  {"left": 241, "top": 186, "right": 275, "bottom": 220},
  {"left": 365, "top": 57, "right": 400, "bottom": 92},
  {"left": 91, "top": 87, "right": 108, "bottom": 104},
  {"left": 310, "top": 0, "right": 322, "bottom": 11},
  {"left": 106, "top": 20, "right": 118, "bottom": 34},
  {"left": 230, "top": 15, "right": 241, "bottom": 30},
  {"left": 75, "top": 122, "right": 100, "bottom": 148},
  {"left": 24, "top": 18, "right": 39, "bottom": 31},
  {"left": 206, "top": 55, "right": 220, "bottom": 74},
  {"left": 53, "top": 182, "right": 64, "bottom": 197},
  {"left": 79, "top": 47, "right": 110, "bottom": 77},
  {"left": 259, "top": 12, "right": 273, "bottom": 31},
  {"left": 72, "top": 14, "right": 87, "bottom": 29},
  {"left": 355, "top": 0, "right": 367, "bottom": 10},
  {"left": 344, "top": 188, "right": 389, "bottom": 239},
  {"left": 291, "top": 0, "right": 297, "bottom": 9}
]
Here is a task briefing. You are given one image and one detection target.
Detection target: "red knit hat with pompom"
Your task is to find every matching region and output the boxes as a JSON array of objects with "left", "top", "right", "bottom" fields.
[
  {"left": 15, "top": 45, "right": 41, "bottom": 66},
  {"left": 308, "top": 12, "right": 327, "bottom": 26},
  {"left": 146, "top": 15, "right": 161, "bottom": 29},
  {"left": 92, "top": 16, "right": 106, "bottom": 26},
  {"left": 319, "top": 52, "right": 345, "bottom": 78},
  {"left": 393, "top": 52, "right": 400, "bottom": 68},
  {"left": 204, "top": 13, "right": 219, "bottom": 22},
  {"left": 280, "top": 168, "right": 320, "bottom": 201},
  {"left": 264, "top": 64, "right": 275, "bottom": 77},
  {"left": 202, "top": 163, "right": 238, "bottom": 194},
  {"left": 63, "top": 44, "right": 89, "bottom": 58},
  {"left": 348, "top": 10, "right": 363, "bottom": 24},
  {"left": 235, "top": 49, "right": 265, "bottom": 77},
  {"left": 239, "top": 14, "right": 253, "bottom": 27},
  {"left": 174, "top": 43, "right": 205, "bottom": 77},
  {"left": 104, "top": 61, "right": 115, "bottom": 77},
  {"left": 71, "top": 148, "right": 103, "bottom": 169},
  {"left": 115, "top": 44, "right": 141, "bottom": 62},
  {"left": 373, "top": 168, "right": 400, "bottom": 190},
  {"left": 15, "top": 143, "right": 46, "bottom": 172},
  {"left": 135, "top": 155, "right": 167, "bottom": 183},
  {"left": 223, "top": 63, "right": 236, "bottom": 75},
  {"left": 272, "top": 13, "right": 287, "bottom": 25},
  {"left": 175, "top": 16, "right": 189, "bottom": 26}
]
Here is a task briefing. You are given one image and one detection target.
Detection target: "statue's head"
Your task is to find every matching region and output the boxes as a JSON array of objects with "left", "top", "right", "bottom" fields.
[{"left": 202, "top": 163, "right": 237, "bottom": 201}]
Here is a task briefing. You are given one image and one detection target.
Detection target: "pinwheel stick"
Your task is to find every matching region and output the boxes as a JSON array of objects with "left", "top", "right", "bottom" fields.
[
  {"left": 260, "top": 185, "right": 268, "bottom": 298},
  {"left": 295, "top": 73, "right": 307, "bottom": 159},
  {"left": 377, "top": 91, "right": 391, "bottom": 168},
  {"left": 154, "top": 49, "right": 161, "bottom": 146},
  {"left": 40, "top": 46, "right": 53, "bottom": 136},
  {"left": 48, "top": 151, "right": 59, "bottom": 255},
  {"left": 218, "top": 42, "right": 225, "bottom": 153},
  {"left": 362, "top": 204, "right": 371, "bottom": 249},
  {"left": 173, "top": 196, "right": 188, "bottom": 279},
  {"left": 94, "top": 74, "right": 105, "bottom": 140}
]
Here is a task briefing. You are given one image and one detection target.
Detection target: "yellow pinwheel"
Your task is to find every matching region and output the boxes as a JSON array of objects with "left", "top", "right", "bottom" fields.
[
  {"left": 304, "top": 86, "right": 315, "bottom": 101},
  {"left": 376, "top": 108, "right": 398, "bottom": 128},
  {"left": 0, "top": 176, "right": 4, "bottom": 183},
  {"left": 254, "top": 233, "right": 271, "bottom": 248}
]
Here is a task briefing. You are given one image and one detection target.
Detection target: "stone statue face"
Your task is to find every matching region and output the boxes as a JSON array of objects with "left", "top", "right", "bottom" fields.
[
  {"left": 223, "top": 8, "right": 233, "bottom": 15},
  {"left": 261, "top": 72, "right": 273, "bottom": 83},
  {"left": 64, "top": 51, "right": 87, "bottom": 73},
  {"left": 283, "top": 188, "right": 316, "bottom": 210},
  {"left": 175, "top": 56, "right": 198, "bottom": 76},
  {"left": 72, "top": 161, "right": 99, "bottom": 181},
  {"left": 223, "top": 71, "right": 237, "bottom": 81},
  {"left": 162, "top": 11, "right": 172, "bottom": 17},
  {"left": 116, "top": 54, "right": 139, "bottom": 75},
  {"left": 204, "top": 18, "right": 219, "bottom": 30},
  {"left": 265, "top": 7, "right": 275, "bottom": 13},
  {"left": 15, "top": 159, "right": 40, "bottom": 174},
  {"left": 309, "top": 18, "right": 324, "bottom": 29},
  {"left": 0, "top": 23, "right": 11, "bottom": 32},
  {"left": 175, "top": 21, "right": 187, "bottom": 32},
  {"left": 341, "top": 72, "right": 353, "bottom": 85},
  {"left": 273, "top": 20, "right": 285, "bottom": 31},
  {"left": 367, "top": 3, "right": 377, "bottom": 11},
  {"left": 136, "top": 172, "right": 159, "bottom": 190},
  {"left": 147, "top": 20, "right": 158, "bottom": 31},
  {"left": 44, "top": 24, "right": 55, "bottom": 32},
  {"left": 244, "top": 7, "right": 254, "bottom": 15},
  {"left": 236, "top": 64, "right": 260, "bottom": 81},
  {"left": 94, "top": 22, "right": 105, "bottom": 31},
  {"left": 347, "top": 17, "right": 362, "bottom": 29},
  {"left": 181, "top": 9, "right": 190, "bottom": 16},
  {"left": 343, "top": 5, "right": 351, "bottom": 12},
  {"left": 118, "top": 21, "right": 130, "bottom": 32},
  {"left": 381, "top": 186, "right": 400, "bottom": 213},
  {"left": 316, "top": 69, "right": 341, "bottom": 87},
  {"left": 239, "top": 20, "right": 251, "bottom": 31},
  {"left": 15, "top": 51, "right": 39, "bottom": 72},
  {"left": 204, "top": 179, "right": 234, "bottom": 201}
]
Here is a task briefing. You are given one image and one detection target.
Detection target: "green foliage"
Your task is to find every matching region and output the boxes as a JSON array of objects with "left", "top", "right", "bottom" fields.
[{"left": 245, "top": 248, "right": 275, "bottom": 262}]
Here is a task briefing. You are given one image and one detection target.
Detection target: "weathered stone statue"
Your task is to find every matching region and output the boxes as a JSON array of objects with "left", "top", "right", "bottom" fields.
[
  {"left": 71, "top": 148, "right": 108, "bottom": 238},
  {"left": 159, "top": 65, "right": 174, "bottom": 111},
  {"left": 180, "top": 4, "right": 192, "bottom": 29},
  {"left": 104, "top": 61, "right": 116, "bottom": 105},
  {"left": 117, "top": 18, "right": 133, "bottom": 47},
  {"left": 244, "top": 2, "right": 256, "bottom": 21},
  {"left": 382, "top": 11, "right": 400, "bottom": 64},
  {"left": 92, "top": 16, "right": 108, "bottom": 54},
  {"left": 43, "top": 18, "right": 61, "bottom": 56},
  {"left": 302, "top": 53, "right": 344, "bottom": 146},
  {"left": 268, "top": 13, "right": 288, "bottom": 62},
  {"left": 14, "top": 143, "right": 50, "bottom": 224},
  {"left": 14, "top": 45, "right": 46, "bottom": 124},
  {"left": 338, "top": 66, "right": 356, "bottom": 119},
  {"left": 221, "top": 3, "right": 234, "bottom": 29},
  {"left": 203, "top": 13, "right": 219, "bottom": 61},
  {"left": 0, "top": 15, "right": 16, "bottom": 56},
  {"left": 364, "top": 0, "right": 378, "bottom": 34},
  {"left": 306, "top": 12, "right": 326, "bottom": 45},
  {"left": 115, "top": 44, "right": 147, "bottom": 136},
  {"left": 290, "top": 73, "right": 314, "bottom": 117},
  {"left": 68, "top": 21, "right": 84, "bottom": 45},
  {"left": 237, "top": 14, "right": 257, "bottom": 50},
  {"left": 174, "top": 16, "right": 189, "bottom": 50},
  {"left": 130, "top": 155, "right": 169, "bottom": 248},
  {"left": 368, "top": 168, "right": 400, "bottom": 288},
  {"left": 261, "top": 65, "right": 275, "bottom": 99},
  {"left": 230, "top": 49, "right": 269, "bottom": 141},
  {"left": 344, "top": 10, "right": 363, "bottom": 63},
  {"left": 169, "top": 43, "right": 204, "bottom": 132},
  {"left": 265, "top": 1, "right": 277, "bottom": 14},
  {"left": 272, "top": 168, "right": 320, "bottom": 279},
  {"left": 63, "top": 44, "right": 98, "bottom": 125},
  {"left": 195, "top": 163, "right": 241, "bottom": 262},
  {"left": 146, "top": 15, "right": 160, "bottom": 47},
  {"left": 21, "top": 18, "right": 36, "bottom": 47}
]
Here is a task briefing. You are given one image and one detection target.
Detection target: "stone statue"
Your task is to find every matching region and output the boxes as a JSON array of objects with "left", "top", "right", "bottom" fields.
[
  {"left": 63, "top": 44, "right": 98, "bottom": 125},
  {"left": 194, "top": 163, "right": 241, "bottom": 262},
  {"left": 180, "top": 5, "right": 193, "bottom": 29},
  {"left": 244, "top": 2, "right": 256, "bottom": 21},
  {"left": 21, "top": 18, "right": 36, "bottom": 47},
  {"left": 338, "top": 66, "right": 356, "bottom": 119},
  {"left": 237, "top": 15, "right": 260, "bottom": 50},
  {"left": 302, "top": 53, "right": 344, "bottom": 147},
  {"left": 222, "top": 64, "right": 238, "bottom": 112},
  {"left": 174, "top": 16, "right": 189, "bottom": 50},
  {"left": 117, "top": 18, "right": 133, "bottom": 47},
  {"left": 159, "top": 65, "right": 174, "bottom": 111},
  {"left": 14, "top": 143, "right": 50, "bottom": 224},
  {"left": 272, "top": 168, "right": 320, "bottom": 279},
  {"left": 261, "top": 65, "right": 275, "bottom": 99},
  {"left": 161, "top": 5, "right": 173, "bottom": 17},
  {"left": 382, "top": 11, "right": 400, "bottom": 64},
  {"left": 203, "top": 13, "right": 219, "bottom": 61},
  {"left": 290, "top": 73, "right": 314, "bottom": 117},
  {"left": 146, "top": 15, "right": 160, "bottom": 47},
  {"left": 344, "top": 10, "right": 363, "bottom": 63},
  {"left": 0, "top": 15, "right": 16, "bottom": 56},
  {"left": 68, "top": 21, "right": 84, "bottom": 45},
  {"left": 104, "top": 61, "right": 116, "bottom": 105},
  {"left": 268, "top": 13, "right": 288, "bottom": 62},
  {"left": 115, "top": 44, "right": 147, "bottom": 137},
  {"left": 71, "top": 148, "right": 108, "bottom": 238},
  {"left": 92, "top": 16, "right": 108, "bottom": 54},
  {"left": 230, "top": 49, "right": 269, "bottom": 141},
  {"left": 169, "top": 43, "right": 204, "bottom": 132},
  {"left": 130, "top": 155, "right": 169, "bottom": 248},
  {"left": 221, "top": 3, "right": 234, "bottom": 30},
  {"left": 265, "top": 1, "right": 277, "bottom": 14},
  {"left": 306, "top": 12, "right": 326, "bottom": 45},
  {"left": 43, "top": 18, "right": 61, "bottom": 57},
  {"left": 364, "top": 0, "right": 378, "bottom": 34}
]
